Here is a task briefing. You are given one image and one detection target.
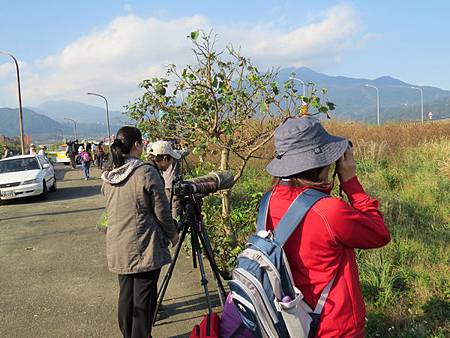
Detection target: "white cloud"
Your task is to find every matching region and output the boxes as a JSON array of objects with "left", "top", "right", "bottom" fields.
[
  {"left": 0, "top": 4, "right": 371, "bottom": 110},
  {"left": 223, "top": 4, "right": 362, "bottom": 68}
]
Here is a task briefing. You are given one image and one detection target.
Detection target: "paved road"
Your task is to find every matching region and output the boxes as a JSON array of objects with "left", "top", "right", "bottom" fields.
[{"left": 0, "top": 165, "right": 222, "bottom": 338}]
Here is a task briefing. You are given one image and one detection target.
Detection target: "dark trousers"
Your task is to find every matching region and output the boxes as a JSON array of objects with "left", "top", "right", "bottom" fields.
[
  {"left": 118, "top": 269, "right": 161, "bottom": 338},
  {"left": 96, "top": 153, "right": 104, "bottom": 169}
]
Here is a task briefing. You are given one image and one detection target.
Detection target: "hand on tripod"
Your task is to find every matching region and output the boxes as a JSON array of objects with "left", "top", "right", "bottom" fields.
[{"left": 170, "top": 233, "right": 180, "bottom": 247}]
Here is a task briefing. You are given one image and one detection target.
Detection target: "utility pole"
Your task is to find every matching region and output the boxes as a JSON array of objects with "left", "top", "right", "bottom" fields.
[
  {"left": 64, "top": 118, "right": 78, "bottom": 140},
  {"left": 410, "top": 86, "right": 424, "bottom": 124},
  {"left": 87, "top": 92, "right": 112, "bottom": 144},
  {"left": 365, "top": 84, "right": 380, "bottom": 126},
  {"left": 1, "top": 51, "right": 25, "bottom": 154}
]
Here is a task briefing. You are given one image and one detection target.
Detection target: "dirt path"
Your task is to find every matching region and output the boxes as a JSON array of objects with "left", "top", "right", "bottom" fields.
[{"left": 0, "top": 165, "right": 223, "bottom": 338}]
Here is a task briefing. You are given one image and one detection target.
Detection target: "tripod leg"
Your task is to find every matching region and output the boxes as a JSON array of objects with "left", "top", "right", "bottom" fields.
[
  {"left": 198, "top": 229, "right": 227, "bottom": 305},
  {"left": 192, "top": 228, "right": 213, "bottom": 315},
  {"left": 152, "top": 224, "right": 189, "bottom": 325},
  {"left": 191, "top": 226, "right": 197, "bottom": 269}
]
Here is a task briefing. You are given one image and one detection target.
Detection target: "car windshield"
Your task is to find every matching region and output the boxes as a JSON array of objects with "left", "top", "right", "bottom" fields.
[{"left": 0, "top": 158, "right": 40, "bottom": 173}]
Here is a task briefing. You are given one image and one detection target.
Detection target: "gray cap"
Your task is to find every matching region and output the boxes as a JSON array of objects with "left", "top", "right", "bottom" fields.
[{"left": 266, "top": 117, "right": 348, "bottom": 177}]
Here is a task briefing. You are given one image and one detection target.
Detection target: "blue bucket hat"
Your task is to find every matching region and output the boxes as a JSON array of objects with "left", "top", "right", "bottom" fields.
[{"left": 266, "top": 117, "right": 349, "bottom": 177}]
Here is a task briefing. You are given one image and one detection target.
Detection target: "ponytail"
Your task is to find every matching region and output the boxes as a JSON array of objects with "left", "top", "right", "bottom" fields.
[{"left": 110, "top": 126, "right": 143, "bottom": 168}]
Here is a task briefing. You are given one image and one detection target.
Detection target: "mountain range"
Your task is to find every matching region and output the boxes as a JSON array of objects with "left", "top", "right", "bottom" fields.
[
  {"left": 0, "top": 102, "right": 127, "bottom": 142},
  {"left": 277, "top": 68, "right": 450, "bottom": 122},
  {"left": 1, "top": 67, "right": 449, "bottom": 142}
]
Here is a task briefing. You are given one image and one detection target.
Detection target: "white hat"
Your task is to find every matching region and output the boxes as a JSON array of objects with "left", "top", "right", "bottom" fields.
[
  {"left": 148, "top": 140, "right": 181, "bottom": 160},
  {"left": 78, "top": 146, "right": 84, "bottom": 152}
]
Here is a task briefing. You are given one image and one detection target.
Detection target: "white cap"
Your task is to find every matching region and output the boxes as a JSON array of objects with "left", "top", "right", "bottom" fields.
[{"left": 148, "top": 140, "right": 181, "bottom": 160}]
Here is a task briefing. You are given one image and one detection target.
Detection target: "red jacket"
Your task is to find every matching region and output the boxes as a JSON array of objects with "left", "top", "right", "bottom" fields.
[{"left": 266, "top": 176, "right": 390, "bottom": 337}]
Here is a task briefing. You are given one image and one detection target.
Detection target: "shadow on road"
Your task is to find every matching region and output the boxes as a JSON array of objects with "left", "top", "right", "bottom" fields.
[
  {"left": 0, "top": 206, "right": 105, "bottom": 222},
  {"left": 51, "top": 185, "right": 101, "bottom": 201},
  {"left": 0, "top": 224, "right": 96, "bottom": 245},
  {"left": 61, "top": 177, "right": 101, "bottom": 182},
  {"left": 155, "top": 291, "right": 221, "bottom": 326},
  {"left": 0, "top": 185, "right": 101, "bottom": 205}
]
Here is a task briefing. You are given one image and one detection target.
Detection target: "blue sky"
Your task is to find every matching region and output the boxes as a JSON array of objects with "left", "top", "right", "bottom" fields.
[{"left": 0, "top": 0, "right": 449, "bottom": 110}]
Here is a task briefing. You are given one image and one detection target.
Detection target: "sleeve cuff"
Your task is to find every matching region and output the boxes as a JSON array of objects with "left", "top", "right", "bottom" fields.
[{"left": 340, "top": 176, "right": 367, "bottom": 202}]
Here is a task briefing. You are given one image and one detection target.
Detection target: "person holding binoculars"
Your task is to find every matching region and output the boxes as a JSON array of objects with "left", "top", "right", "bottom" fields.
[{"left": 263, "top": 117, "right": 391, "bottom": 337}]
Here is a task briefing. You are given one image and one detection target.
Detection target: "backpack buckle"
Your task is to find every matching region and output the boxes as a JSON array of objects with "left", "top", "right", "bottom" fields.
[{"left": 257, "top": 230, "right": 272, "bottom": 239}]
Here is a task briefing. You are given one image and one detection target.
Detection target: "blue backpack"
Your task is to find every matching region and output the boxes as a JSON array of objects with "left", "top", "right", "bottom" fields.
[{"left": 229, "top": 189, "right": 335, "bottom": 338}]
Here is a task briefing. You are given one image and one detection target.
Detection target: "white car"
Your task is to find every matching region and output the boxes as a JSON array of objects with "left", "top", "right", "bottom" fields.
[{"left": 0, "top": 155, "right": 57, "bottom": 201}]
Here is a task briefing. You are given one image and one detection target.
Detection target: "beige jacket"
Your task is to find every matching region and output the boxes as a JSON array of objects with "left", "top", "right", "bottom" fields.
[{"left": 101, "top": 157, "right": 177, "bottom": 274}]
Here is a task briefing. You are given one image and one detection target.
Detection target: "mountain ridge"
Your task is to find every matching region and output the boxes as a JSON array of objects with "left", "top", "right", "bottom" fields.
[{"left": 1, "top": 68, "right": 449, "bottom": 141}]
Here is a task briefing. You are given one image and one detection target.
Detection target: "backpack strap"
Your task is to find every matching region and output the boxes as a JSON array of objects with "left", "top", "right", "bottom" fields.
[
  {"left": 256, "top": 191, "right": 272, "bottom": 232},
  {"left": 273, "top": 189, "right": 328, "bottom": 246},
  {"left": 313, "top": 274, "right": 336, "bottom": 314}
]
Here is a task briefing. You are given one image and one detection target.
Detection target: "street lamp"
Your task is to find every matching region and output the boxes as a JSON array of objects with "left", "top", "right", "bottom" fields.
[
  {"left": 1, "top": 51, "right": 25, "bottom": 154},
  {"left": 289, "top": 76, "right": 307, "bottom": 97},
  {"left": 365, "top": 84, "right": 380, "bottom": 126},
  {"left": 87, "top": 92, "right": 111, "bottom": 144},
  {"left": 64, "top": 118, "right": 78, "bottom": 140},
  {"left": 410, "top": 86, "right": 424, "bottom": 124}
]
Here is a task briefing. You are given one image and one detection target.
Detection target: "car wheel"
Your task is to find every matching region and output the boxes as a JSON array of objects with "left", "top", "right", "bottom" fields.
[
  {"left": 40, "top": 181, "right": 48, "bottom": 200},
  {"left": 49, "top": 176, "right": 57, "bottom": 192}
]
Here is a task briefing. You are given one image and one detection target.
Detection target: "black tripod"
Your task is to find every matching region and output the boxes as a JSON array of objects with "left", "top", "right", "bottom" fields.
[{"left": 152, "top": 192, "right": 227, "bottom": 325}]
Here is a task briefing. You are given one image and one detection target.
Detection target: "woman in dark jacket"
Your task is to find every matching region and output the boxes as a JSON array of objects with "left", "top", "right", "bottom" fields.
[
  {"left": 264, "top": 117, "right": 390, "bottom": 337},
  {"left": 101, "top": 126, "right": 179, "bottom": 338}
]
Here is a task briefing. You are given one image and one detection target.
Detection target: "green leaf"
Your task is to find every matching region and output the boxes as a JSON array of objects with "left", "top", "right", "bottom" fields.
[
  {"left": 190, "top": 30, "right": 200, "bottom": 40},
  {"left": 271, "top": 83, "right": 279, "bottom": 95},
  {"left": 212, "top": 76, "right": 218, "bottom": 88},
  {"left": 260, "top": 101, "right": 268, "bottom": 112}
]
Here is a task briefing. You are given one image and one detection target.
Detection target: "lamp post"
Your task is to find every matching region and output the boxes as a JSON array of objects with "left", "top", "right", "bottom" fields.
[
  {"left": 1, "top": 51, "right": 25, "bottom": 154},
  {"left": 64, "top": 118, "right": 78, "bottom": 140},
  {"left": 365, "top": 84, "right": 380, "bottom": 126},
  {"left": 410, "top": 86, "right": 424, "bottom": 124},
  {"left": 87, "top": 92, "right": 111, "bottom": 144},
  {"left": 289, "top": 76, "right": 307, "bottom": 97}
]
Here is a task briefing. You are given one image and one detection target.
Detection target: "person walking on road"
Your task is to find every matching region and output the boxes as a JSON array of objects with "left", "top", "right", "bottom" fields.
[
  {"left": 38, "top": 145, "right": 47, "bottom": 157},
  {"left": 78, "top": 146, "right": 91, "bottom": 180},
  {"left": 96, "top": 141, "right": 105, "bottom": 169},
  {"left": 29, "top": 144, "right": 37, "bottom": 155},
  {"left": 263, "top": 117, "right": 391, "bottom": 337},
  {"left": 101, "top": 126, "right": 179, "bottom": 338},
  {"left": 2, "top": 145, "right": 11, "bottom": 159},
  {"left": 66, "top": 141, "right": 77, "bottom": 169}
]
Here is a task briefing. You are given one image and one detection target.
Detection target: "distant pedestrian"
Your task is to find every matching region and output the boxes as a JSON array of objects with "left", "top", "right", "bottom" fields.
[
  {"left": 29, "top": 144, "right": 37, "bottom": 155},
  {"left": 2, "top": 145, "right": 11, "bottom": 159},
  {"left": 79, "top": 146, "right": 91, "bottom": 180},
  {"left": 96, "top": 142, "right": 105, "bottom": 169},
  {"left": 66, "top": 142, "right": 77, "bottom": 169},
  {"left": 38, "top": 145, "right": 47, "bottom": 157}
]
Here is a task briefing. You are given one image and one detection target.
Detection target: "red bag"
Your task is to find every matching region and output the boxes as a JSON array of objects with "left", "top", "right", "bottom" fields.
[{"left": 190, "top": 312, "right": 220, "bottom": 338}]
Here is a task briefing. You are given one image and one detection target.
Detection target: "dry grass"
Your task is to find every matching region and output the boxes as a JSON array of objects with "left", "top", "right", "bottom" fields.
[{"left": 324, "top": 120, "right": 450, "bottom": 158}]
